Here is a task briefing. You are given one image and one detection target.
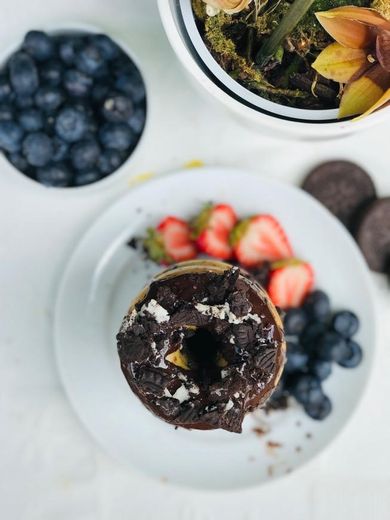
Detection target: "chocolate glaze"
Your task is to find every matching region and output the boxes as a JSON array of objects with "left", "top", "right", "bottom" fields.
[{"left": 117, "top": 264, "right": 285, "bottom": 433}]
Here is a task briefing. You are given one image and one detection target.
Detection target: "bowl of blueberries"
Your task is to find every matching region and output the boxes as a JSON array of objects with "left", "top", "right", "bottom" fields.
[{"left": 0, "top": 28, "right": 147, "bottom": 188}]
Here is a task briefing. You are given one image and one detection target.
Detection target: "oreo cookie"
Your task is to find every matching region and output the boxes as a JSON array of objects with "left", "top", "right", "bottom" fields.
[
  {"left": 356, "top": 198, "right": 390, "bottom": 273},
  {"left": 302, "top": 161, "right": 376, "bottom": 231}
]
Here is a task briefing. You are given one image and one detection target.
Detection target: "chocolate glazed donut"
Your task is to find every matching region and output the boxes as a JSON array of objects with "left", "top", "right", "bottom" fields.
[{"left": 117, "top": 260, "right": 286, "bottom": 433}]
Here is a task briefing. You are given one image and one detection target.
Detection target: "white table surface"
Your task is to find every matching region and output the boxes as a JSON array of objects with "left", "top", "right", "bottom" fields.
[{"left": 1, "top": 0, "right": 390, "bottom": 518}]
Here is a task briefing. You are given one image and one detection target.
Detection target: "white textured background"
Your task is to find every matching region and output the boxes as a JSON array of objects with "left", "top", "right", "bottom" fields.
[{"left": 1, "top": 1, "right": 390, "bottom": 518}]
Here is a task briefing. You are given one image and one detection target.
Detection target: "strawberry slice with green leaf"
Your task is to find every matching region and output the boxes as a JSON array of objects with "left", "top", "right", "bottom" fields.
[
  {"left": 144, "top": 216, "right": 196, "bottom": 264},
  {"left": 268, "top": 259, "right": 314, "bottom": 309},
  {"left": 231, "top": 215, "right": 293, "bottom": 267},
  {"left": 192, "top": 203, "right": 237, "bottom": 260}
]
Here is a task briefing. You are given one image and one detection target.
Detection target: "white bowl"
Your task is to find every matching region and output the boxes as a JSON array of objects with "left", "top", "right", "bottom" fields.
[
  {"left": 158, "top": 0, "right": 390, "bottom": 139},
  {"left": 0, "top": 22, "right": 149, "bottom": 194}
]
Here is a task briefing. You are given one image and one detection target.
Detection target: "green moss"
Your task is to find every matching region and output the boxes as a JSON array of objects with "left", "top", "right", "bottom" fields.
[
  {"left": 192, "top": 0, "right": 207, "bottom": 21},
  {"left": 371, "top": 0, "right": 390, "bottom": 19},
  {"left": 204, "top": 12, "right": 307, "bottom": 100}
]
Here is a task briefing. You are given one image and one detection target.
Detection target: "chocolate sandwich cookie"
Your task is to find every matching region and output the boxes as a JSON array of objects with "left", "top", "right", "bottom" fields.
[
  {"left": 117, "top": 260, "right": 286, "bottom": 433},
  {"left": 302, "top": 161, "right": 376, "bottom": 231},
  {"left": 356, "top": 197, "right": 390, "bottom": 273}
]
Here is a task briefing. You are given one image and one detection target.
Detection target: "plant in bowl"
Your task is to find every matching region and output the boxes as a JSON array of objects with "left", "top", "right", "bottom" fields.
[{"left": 190, "top": 0, "right": 390, "bottom": 118}]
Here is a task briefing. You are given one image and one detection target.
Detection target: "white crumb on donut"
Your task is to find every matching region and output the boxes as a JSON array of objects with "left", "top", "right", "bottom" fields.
[
  {"left": 215, "top": 389, "right": 222, "bottom": 396},
  {"left": 224, "top": 399, "right": 234, "bottom": 411},
  {"left": 221, "top": 369, "right": 229, "bottom": 379},
  {"left": 164, "top": 385, "right": 191, "bottom": 403},
  {"left": 229, "top": 335, "right": 235, "bottom": 344},
  {"left": 234, "top": 392, "right": 240, "bottom": 398},
  {"left": 265, "top": 324, "right": 275, "bottom": 341},
  {"left": 194, "top": 302, "right": 261, "bottom": 325},
  {"left": 178, "top": 373, "right": 188, "bottom": 382},
  {"left": 189, "top": 384, "right": 200, "bottom": 395},
  {"left": 120, "top": 309, "right": 137, "bottom": 332},
  {"left": 140, "top": 299, "right": 170, "bottom": 323},
  {"left": 156, "top": 339, "right": 169, "bottom": 369}
]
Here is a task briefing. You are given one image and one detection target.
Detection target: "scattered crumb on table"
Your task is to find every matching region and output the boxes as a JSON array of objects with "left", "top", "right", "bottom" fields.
[
  {"left": 306, "top": 432, "right": 313, "bottom": 439},
  {"left": 267, "top": 441, "right": 282, "bottom": 449},
  {"left": 253, "top": 426, "right": 267, "bottom": 437},
  {"left": 295, "top": 446, "right": 302, "bottom": 453}
]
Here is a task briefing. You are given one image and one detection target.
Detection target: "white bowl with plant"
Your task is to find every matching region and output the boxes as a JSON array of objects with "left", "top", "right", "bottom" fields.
[{"left": 158, "top": 0, "right": 390, "bottom": 138}]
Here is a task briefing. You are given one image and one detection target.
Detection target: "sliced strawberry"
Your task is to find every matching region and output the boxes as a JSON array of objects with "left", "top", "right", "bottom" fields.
[
  {"left": 144, "top": 216, "right": 196, "bottom": 264},
  {"left": 268, "top": 259, "right": 314, "bottom": 309},
  {"left": 192, "top": 203, "right": 237, "bottom": 260},
  {"left": 231, "top": 215, "right": 293, "bottom": 267}
]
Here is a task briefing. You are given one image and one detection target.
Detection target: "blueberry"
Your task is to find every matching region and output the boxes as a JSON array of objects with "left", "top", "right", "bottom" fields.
[
  {"left": 92, "top": 62, "right": 109, "bottom": 80},
  {"left": 128, "top": 107, "right": 146, "bottom": 134},
  {"left": 115, "top": 72, "right": 145, "bottom": 103},
  {"left": 22, "top": 132, "right": 53, "bottom": 167},
  {"left": 44, "top": 114, "right": 56, "bottom": 135},
  {"left": 290, "top": 374, "right": 321, "bottom": 405},
  {"left": 91, "top": 83, "right": 110, "bottom": 103},
  {"left": 70, "top": 139, "right": 100, "bottom": 170},
  {"left": 332, "top": 311, "right": 359, "bottom": 338},
  {"left": 59, "top": 37, "right": 82, "bottom": 65},
  {"left": 97, "top": 148, "right": 123, "bottom": 175},
  {"left": 23, "top": 31, "right": 54, "bottom": 61},
  {"left": 7, "top": 152, "right": 29, "bottom": 172},
  {"left": 9, "top": 52, "right": 39, "bottom": 95},
  {"left": 304, "top": 393, "right": 332, "bottom": 420},
  {"left": 72, "top": 100, "right": 94, "bottom": 118},
  {"left": 0, "top": 104, "right": 14, "bottom": 121},
  {"left": 74, "top": 169, "right": 102, "bottom": 186},
  {"left": 64, "top": 69, "right": 92, "bottom": 97},
  {"left": 0, "top": 121, "right": 24, "bottom": 152},
  {"left": 304, "top": 290, "right": 331, "bottom": 321},
  {"left": 112, "top": 55, "right": 138, "bottom": 77},
  {"left": 55, "top": 106, "right": 88, "bottom": 142},
  {"left": 36, "top": 162, "right": 71, "bottom": 187},
  {"left": 40, "top": 60, "right": 63, "bottom": 86},
  {"left": 300, "top": 321, "right": 327, "bottom": 350},
  {"left": 102, "top": 93, "right": 133, "bottom": 123},
  {"left": 75, "top": 43, "right": 105, "bottom": 76},
  {"left": 284, "top": 308, "right": 308, "bottom": 336},
  {"left": 18, "top": 108, "right": 43, "bottom": 131},
  {"left": 0, "top": 75, "right": 12, "bottom": 102},
  {"left": 285, "top": 340, "right": 309, "bottom": 374},
  {"left": 89, "top": 34, "right": 120, "bottom": 60},
  {"left": 35, "top": 86, "right": 64, "bottom": 112},
  {"left": 52, "top": 136, "right": 69, "bottom": 161},
  {"left": 309, "top": 359, "right": 332, "bottom": 381},
  {"left": 338, "top": 340, "right": 363, "bottom": 368},
  {"left": 317, "top": 331, "right": 348, "bottom": 362},
  {"left": 14, "top": 95, "right": 34, "bottom": 109},
  {"left": 99, "top": 122, "right": 134, "bottom": 151}
]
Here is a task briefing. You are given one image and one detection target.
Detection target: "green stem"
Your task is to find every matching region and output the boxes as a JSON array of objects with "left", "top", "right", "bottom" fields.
[{"left": 255, "top": 0, "right": 315, "bottom": 67}]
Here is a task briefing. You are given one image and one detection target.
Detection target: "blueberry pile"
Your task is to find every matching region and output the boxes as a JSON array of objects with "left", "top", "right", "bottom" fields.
[
  {"left": 269, "top": 290, "right": 363, "bottom": 420},
  {"left": 0, "top": 30, "right": 146, "bottom": 187}
]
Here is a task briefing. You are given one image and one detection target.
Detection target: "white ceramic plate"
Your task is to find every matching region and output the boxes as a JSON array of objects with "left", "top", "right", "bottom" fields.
[{"left": 55, "top": 167, "right": 376, "bottom": 490}]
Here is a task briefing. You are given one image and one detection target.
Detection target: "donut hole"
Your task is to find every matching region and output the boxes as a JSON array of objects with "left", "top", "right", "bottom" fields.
[{"left": 183, "top": 328, "right": 224, "bottom": 386}]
